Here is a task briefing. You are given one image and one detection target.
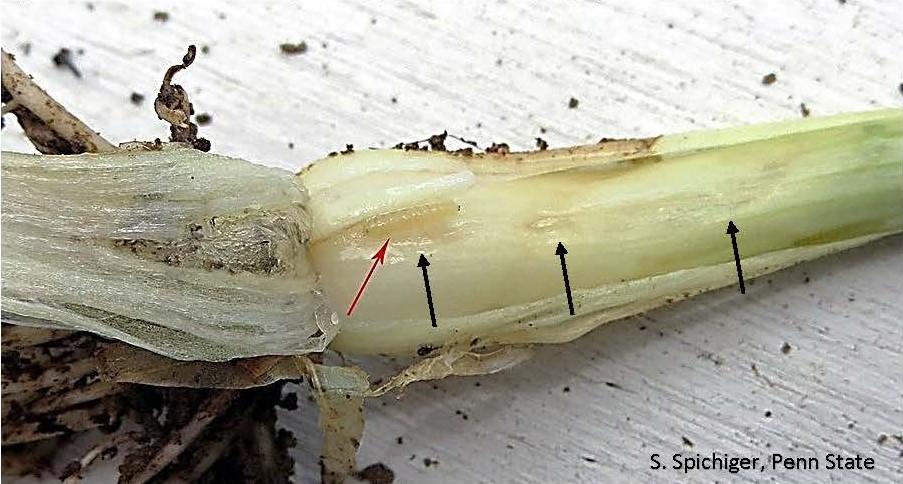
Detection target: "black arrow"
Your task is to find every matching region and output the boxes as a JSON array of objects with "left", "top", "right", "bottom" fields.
[
  {"left": 417, "top": 254, "right": 437, "bottom": 327},
  {"left": 726, "top": 221, "right": 746, "bottom": 294},
  {"left": 555, "top": 242, "right": 576, "bottom": 315}
]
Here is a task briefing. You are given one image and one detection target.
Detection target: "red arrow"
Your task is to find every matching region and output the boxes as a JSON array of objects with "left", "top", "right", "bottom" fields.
[{"left": 346, "top": 238, "right": 390, "bottom": 316}]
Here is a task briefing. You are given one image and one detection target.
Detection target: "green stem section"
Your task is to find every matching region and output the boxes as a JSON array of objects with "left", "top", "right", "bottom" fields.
[{"left": 304, "top": 109, "right": 902, "bottom": 355}]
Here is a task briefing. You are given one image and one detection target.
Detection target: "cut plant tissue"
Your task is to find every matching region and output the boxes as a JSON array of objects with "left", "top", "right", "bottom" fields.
[{"left": 3, "top": 108, "right": 901, "bottom": 361}]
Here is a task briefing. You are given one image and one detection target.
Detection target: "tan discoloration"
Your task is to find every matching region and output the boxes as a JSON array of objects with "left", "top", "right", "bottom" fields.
[{"left": 792, "top": 220, "right": 892, "bottom": 248}]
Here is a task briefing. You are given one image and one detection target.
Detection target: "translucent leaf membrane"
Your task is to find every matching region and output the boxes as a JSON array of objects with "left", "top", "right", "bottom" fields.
[
  {"left": 1, "top": 147, "right": 335, "bottom": 361},
  {"left": 303, "top": 109, "right": 902, "bottom": 355}
]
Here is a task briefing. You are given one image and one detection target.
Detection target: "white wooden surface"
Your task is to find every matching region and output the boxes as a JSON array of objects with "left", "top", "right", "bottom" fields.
[{"left": 2, "top": 1, "right": 902, "bottom": 483}]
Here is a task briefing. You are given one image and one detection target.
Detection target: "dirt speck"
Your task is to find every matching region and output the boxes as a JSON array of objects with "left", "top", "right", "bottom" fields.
[
  {"left": 195, "top": 112, "right": 212, "bottom": 125},
  {"left": 356, "top": 463, "right": 395, "bottom": 484},
  {"left": 562, "top": 386, "right": 571, "bottom": 393},
  {"left": 568, "top": 97, "right": 579, "bottom": 109},
  {"left": 130, "top": 92, "right": 145, "bottom": 105},
  {"left": 428, "top": 132, "right": 448, "bottom": 151},
  {"left": 780, "top": 342, "right": 792, "bottom": 354},
  {"left": 535, "top": 137, "right": 548, "bottom": 150},
  {"left": 279, "top": 42, "right": 308, "bottom": 55},
  {"left": 799, "top": 103, "right": 810, "bottom": 117},
  {"left": 52, "top": 48, "right": 81, "bottom": 78},
  {"left": 765, "top": 410, "right": 772, "bottom": 418},
  {"left": 761, "top": 73, "right": 777, "bottom": 85},
  {"left": 486, "top": 142, "right": 510, "bottom": 155},
  {"left": 154, "top": 45, "right": 211, "bottom": 152},
  {"left": 422, "top": 457, "right": 439, "bottom": 468},
  {"left": 682, "top": 436, "right": 694, "bottom": 447},
  {"left": 153, "top": 11, "right": 170, "bottom": 22}
]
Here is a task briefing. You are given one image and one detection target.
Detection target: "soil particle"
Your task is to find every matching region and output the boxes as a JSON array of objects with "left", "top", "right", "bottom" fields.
[
  {"left": 455, "top": 409, "right": 469, "bottom": 420},
  {"left": 780, "top": 342, "right": 792, "bottom": 354},
  {"left": 195, "top": 112, "right": 212, "bottom": 125},
  {"left": 799, "top": 103, "right": 810, "bottom": 117},
  {"left": 340, "top": 144, "right": 354, "bottom": 155},
  {"left": 428, "top": 131, "right": 448, "bottom": 151},
  {"left": 568, "top": 97, "right": 579, "bottom": 109},
  {"left": 562, "top": 386, "right": 571, "bottom": 393},
  {"left": 485, "top": 142, "right": 510, "bottom": 155},
  {"left": 36, "top": 416, "right": 72, "bottom": 434},
  {"left": 761, "top": 73, "right": 777, "bottom": 85},
  {"left": 154, "top": 45, "right": 211, "bottom": 152},
  {"left": 153, "top": 11, "right": 170, "bottom": 22},
  {"left": 396, "top": 436, "right": 404, "bottom": 445},
  {"left": 130, "top": 92, "right": 145, "bottom": 105},
  {"left": 682, "top": 436, "right": 694, "bottom": 447},
  {"left": 51, "top": 48, "right": 81, "bottom": 78},
  {"left": 877, "top": 434, "right": 888, "bottom": 445},
  {"left": 277, "top": 392, "right": 298, "bottom": 410},
  {"left": 356, "top": 463, "right": 395, "bottom": 484},
  {"left": 423, "top": 457, "right": 439, "bottom": 468},
  {"left": 764, "top": 410, "right": 772, "bottom": 418},
  {"left": 535, "top": 137, "right": 548, "bottom": 150},
  {"left": 698, "top": 351, "right": 724, "bottom": 366},
  {"left": 279, "top": 42, "right": 308, "bottom": 55},
  {"left": 101, "top": 446, "right": 118, "bottom": 460}
]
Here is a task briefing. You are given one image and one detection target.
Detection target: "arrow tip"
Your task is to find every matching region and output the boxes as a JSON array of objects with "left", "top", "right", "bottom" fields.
[
  {"left": 726, "top": 221, "right": 739, "bottom": 235},
  {"left": 372, "top": 238, "right": 390, "bottom": 264},
  {"left": 555, "top": 241, "right": 568, "bottom": 255},
  {"left": 417, "top": 254, "right": 430, "bottom": 267}
]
